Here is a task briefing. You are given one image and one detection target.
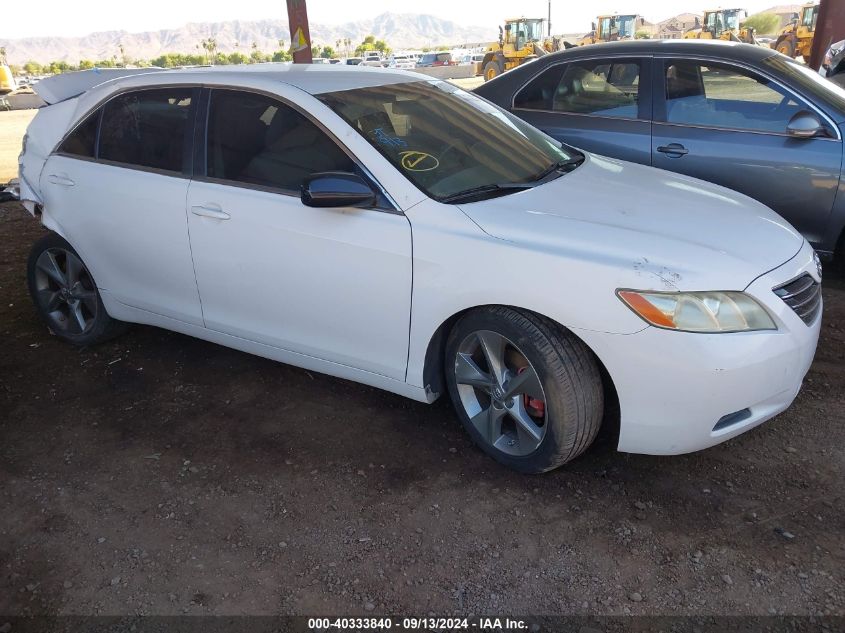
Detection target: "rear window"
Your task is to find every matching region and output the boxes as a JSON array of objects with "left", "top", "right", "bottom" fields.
[
  {"left": 58, "top": 111, "right": 99, "bottom": 158},
  {"left": 98, "top": 88, "right": 193, "bottom": 172}
]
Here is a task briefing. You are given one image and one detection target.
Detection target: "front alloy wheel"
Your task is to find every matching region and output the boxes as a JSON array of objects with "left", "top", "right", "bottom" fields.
[
  {"left": 454, "top": 330, "right": 548, "bottom": 456},
  {"left": 445, "top": 306, "right": 604, "bottom": 473}
]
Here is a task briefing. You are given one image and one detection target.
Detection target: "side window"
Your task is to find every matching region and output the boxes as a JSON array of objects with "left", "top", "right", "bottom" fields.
[
  {"left": 664, "top": 60, "right": 810, "bottom": 133},
  {"left": 514, "top": 59, "right": 641, "bottom": 118},
  {"left": 206, "top": 89, "right": 354, "bottom": 192},
  {"left": 99, "top": 88, "right": 192, "bottom": 172},
  {"left": 58, "top": 110, "right": 100, "bottom": 158}
]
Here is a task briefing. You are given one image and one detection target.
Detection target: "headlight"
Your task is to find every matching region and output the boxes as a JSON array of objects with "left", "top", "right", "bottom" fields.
[{"left": 617, "top": 290, "right": 776, "bottom": 333}]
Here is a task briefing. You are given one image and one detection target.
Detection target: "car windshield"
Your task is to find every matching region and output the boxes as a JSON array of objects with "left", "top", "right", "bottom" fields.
[
  {"left": 617, "top": 16, "right": 636, "bottom": 38},
  {"left": 765, "top": 55, "right": 845, "bottom": 113},
  {"left": 318, "top": 80, "right": 581, "bottom": 202},
  {"left": 725, "top": 10, "right": 742, "bottom": 30}
]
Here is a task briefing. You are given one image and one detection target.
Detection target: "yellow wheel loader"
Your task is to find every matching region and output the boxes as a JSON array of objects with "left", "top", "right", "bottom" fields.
[
  {"left": 773, "top": 3, "right": 818, "bottom": 62},
  {"left": 684, "top": 8, "right": 759, "bottom": 44},
  {"left": 577, "top": 15, "right": 646, "bottom": 46},
  {"left": 0, "top": 64, "right": 16, "bottom": 96},
  {"left": 482, "top": 18, "right": 562, "bottom": 81}
]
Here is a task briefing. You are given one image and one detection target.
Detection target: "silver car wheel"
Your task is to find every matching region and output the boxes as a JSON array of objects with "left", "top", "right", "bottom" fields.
[
  {"left": 33, "top": 248, "right": 99, "bottom": 335},
  {"left": 453, "top": 330, "right": 548, "bottom": 456}
]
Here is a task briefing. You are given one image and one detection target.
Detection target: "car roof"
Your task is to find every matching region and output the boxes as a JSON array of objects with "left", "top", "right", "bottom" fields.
[
  {"left": 36, "top": 63, "right": 432, "bottom": 104},
  {"left": 552, "top": 39, "right": 779, "bottom": 63},
  {"left": 152, "top": 64, "right": 429, "bottom": 94}
]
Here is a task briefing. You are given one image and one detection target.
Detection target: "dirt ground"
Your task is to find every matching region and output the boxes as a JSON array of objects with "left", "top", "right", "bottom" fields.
[
  {"left": 0, "top": 199, "right": 843, "bottom": 621},
  {"left": 0, "top": 111, "right": 36, "bottom": 183}
]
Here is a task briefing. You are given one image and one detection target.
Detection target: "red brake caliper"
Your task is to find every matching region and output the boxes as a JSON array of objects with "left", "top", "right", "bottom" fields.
[{"left": 518, "top": 367, "right": 545, "bottom": 418}]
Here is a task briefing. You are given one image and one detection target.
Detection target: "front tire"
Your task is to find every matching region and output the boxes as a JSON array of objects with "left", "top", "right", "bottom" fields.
[
  {"left": 445, "top": 306, "right": 604, "bottom": 473},
  {"left": 776, "top": 37, "right": 796, "bottom": 58},
  {"left": 27, "top": 232, "right": 128, "bottom": 346},
  {"left": 483, "top": 60, "right": 503, "bottom": 81}
]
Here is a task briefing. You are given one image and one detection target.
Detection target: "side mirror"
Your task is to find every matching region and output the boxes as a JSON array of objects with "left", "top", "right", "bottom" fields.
[
  {"left": 786, "top": 111, "right": 827, "bottom": 139},
  {"left": 301, "top": 172, "right": 375, "bottom": 208}
]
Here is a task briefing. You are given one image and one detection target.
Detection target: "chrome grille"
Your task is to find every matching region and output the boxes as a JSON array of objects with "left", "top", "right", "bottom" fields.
[{"left": 773, "top": 274, "right": 821, "bottom": 325}]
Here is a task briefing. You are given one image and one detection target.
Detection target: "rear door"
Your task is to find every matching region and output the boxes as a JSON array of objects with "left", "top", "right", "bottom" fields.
[
  {"left": 510, "top": 56, "right": 653, "bottom": 164},
  {"left": 40, "top": 87, "right": 204, "bottom": 325},
  {"left": 651, "top": 58, "right": 842, "bottom": 248}
]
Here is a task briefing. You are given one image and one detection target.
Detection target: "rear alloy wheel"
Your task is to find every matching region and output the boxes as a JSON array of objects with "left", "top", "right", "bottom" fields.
[
  {"left": 445, "top": 306, "right": 604, "bottom": 473},
  {"left": 27, "top": 232, "right": 127, "bottom": 346}
]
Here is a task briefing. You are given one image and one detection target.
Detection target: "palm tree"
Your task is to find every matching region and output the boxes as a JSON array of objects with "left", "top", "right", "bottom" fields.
[{"left": 200, "top": 38, "right": 218, "bottom": 65}]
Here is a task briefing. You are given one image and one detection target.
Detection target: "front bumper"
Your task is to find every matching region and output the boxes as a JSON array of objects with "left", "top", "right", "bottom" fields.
[{"left": 579, "top": 241, "right": 821, "bottom": 455}]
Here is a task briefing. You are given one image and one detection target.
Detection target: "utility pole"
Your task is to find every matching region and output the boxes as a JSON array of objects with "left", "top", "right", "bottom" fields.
[
  {"left": 286, "top": 0, "right": 313, "bottom": 64},
  {"left": 548, "top": 1, "right": 551, "bottom": 37}
]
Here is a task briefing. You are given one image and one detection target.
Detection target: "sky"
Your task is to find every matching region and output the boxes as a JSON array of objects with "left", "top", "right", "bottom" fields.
[{"left": 2, "top": 0, "right": 781, "bottom": 40}]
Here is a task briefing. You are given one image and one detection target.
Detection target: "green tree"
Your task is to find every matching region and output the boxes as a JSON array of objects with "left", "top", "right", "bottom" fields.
[
  {"left": 743, "top": 13, "right": 781, "bottom": 35},
  {"left": 635, "top": 30, "right": 651, "bottom": 39},
  {"left": 23, "top": 61, "right": 43, "bottom": 75},
  {"left": 78, "top": 59, "right": 95, "bottom": 70},
  {"left": 321, "top": 45, "right": 335, "bottom": 59},
  {"left": 0, "top": 46, "right": 7, "bottom": 65},
  {"left": 227, "top": 52, "right": 249, "bottom": 65},
  {"left": 199, "top": 38, "right": 218, "bottom": 65},
  {"left": 311, "top": 45, "right": 322, "bottom": 58}
]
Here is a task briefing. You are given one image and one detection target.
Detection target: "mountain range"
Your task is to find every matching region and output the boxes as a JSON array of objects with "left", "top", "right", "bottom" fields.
[{"left": 0, "top": 13, "right": 497, "bottom": 64}]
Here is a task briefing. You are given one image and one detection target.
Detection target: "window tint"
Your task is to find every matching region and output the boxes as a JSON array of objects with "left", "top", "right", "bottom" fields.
[
  {"left": 318, "top": 81, "right": 579, "bottom": 201},
  {"left": 664, "top": 61, "right": 810, "bottom": 133},
  {"left": 514, "top": 59, "right": 641, "bottom": 118},
  {"left": 99, "top": 88, "right": 192, "bottom": 172},
  {"left": 58, "top": 110, "right": 99, "bottom": 158},
  {"left": 206, "top": 89, "right": 354, "bottom": 191}
]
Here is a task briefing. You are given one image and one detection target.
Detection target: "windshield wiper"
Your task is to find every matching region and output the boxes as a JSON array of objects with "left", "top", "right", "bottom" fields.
[
  {"left": 439, "top": 182, "right": 532, "bottom": 204},
  {"left": 529, "top": 155, "right": 585, "bottom": 183}
]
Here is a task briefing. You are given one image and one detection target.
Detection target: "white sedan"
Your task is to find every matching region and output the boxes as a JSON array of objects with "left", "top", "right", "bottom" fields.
[{"left": 18, "top": 65, "right": 821, "bottom": 473}]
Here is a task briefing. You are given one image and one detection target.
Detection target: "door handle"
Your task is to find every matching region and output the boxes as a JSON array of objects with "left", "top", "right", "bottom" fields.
[
  {"left": 47, "top": 174, "right": 75, "bottom": 186},
  {"left": 191, "top": 205, "right": 230, "bottom": 220},
  {"left": 656, "top": 143, "right": 689, "bottom": 157}
]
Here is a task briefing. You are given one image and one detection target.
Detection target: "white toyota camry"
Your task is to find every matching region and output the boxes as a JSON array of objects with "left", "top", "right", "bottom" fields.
[{"left": 18, "top": 65, "right": 821, "bottom": 473}]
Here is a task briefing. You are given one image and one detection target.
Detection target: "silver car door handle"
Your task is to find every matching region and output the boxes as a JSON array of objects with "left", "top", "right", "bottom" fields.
[
  {"left": 656, "top": 144, "right": 689, "bottom": 157},
  {"left": 47, "top": 174, "right": 75, "bottom": 186},
  {"left": 191, "top": 205, "right": 230, "bottom": 220}
]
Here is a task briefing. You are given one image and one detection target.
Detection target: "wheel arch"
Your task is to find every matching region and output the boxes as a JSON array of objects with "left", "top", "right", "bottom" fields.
[{"left": 419, "top": 303, "right": 620, "bottom": 441}]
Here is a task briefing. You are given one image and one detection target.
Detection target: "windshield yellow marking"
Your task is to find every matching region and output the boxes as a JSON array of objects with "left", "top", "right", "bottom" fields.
[{"left": 399, "top": 151, "right": 440, "bottom": 171}]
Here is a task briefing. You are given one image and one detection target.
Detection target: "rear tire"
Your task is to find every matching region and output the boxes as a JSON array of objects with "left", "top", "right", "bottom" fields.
[
  {"left": 445, "top": 306, "right": 604, "bottom": 474},
  {"left": 483, "top": 60, "right": 503, "bottom": 81},
  {"left": 27, "top": 232, "right": 128, "bottom": 346}
]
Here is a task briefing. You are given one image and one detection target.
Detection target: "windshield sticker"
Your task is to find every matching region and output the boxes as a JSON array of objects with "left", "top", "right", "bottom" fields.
[
  {"left": 372, "top": 127, "right": 408, "bottom": 148},
  {"left": 399, "top": 151, "right": 440, "bottom": 172}
]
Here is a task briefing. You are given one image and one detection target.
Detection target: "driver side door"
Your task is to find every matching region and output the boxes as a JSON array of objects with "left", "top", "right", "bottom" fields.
[{"left": 651, "top": 58, "right": 842, "bottom": 248}]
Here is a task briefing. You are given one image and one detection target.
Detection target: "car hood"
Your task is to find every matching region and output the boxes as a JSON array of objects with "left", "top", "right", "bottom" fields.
[{"left": 457, "top": 153, "right": 804, "bottom": 291}]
